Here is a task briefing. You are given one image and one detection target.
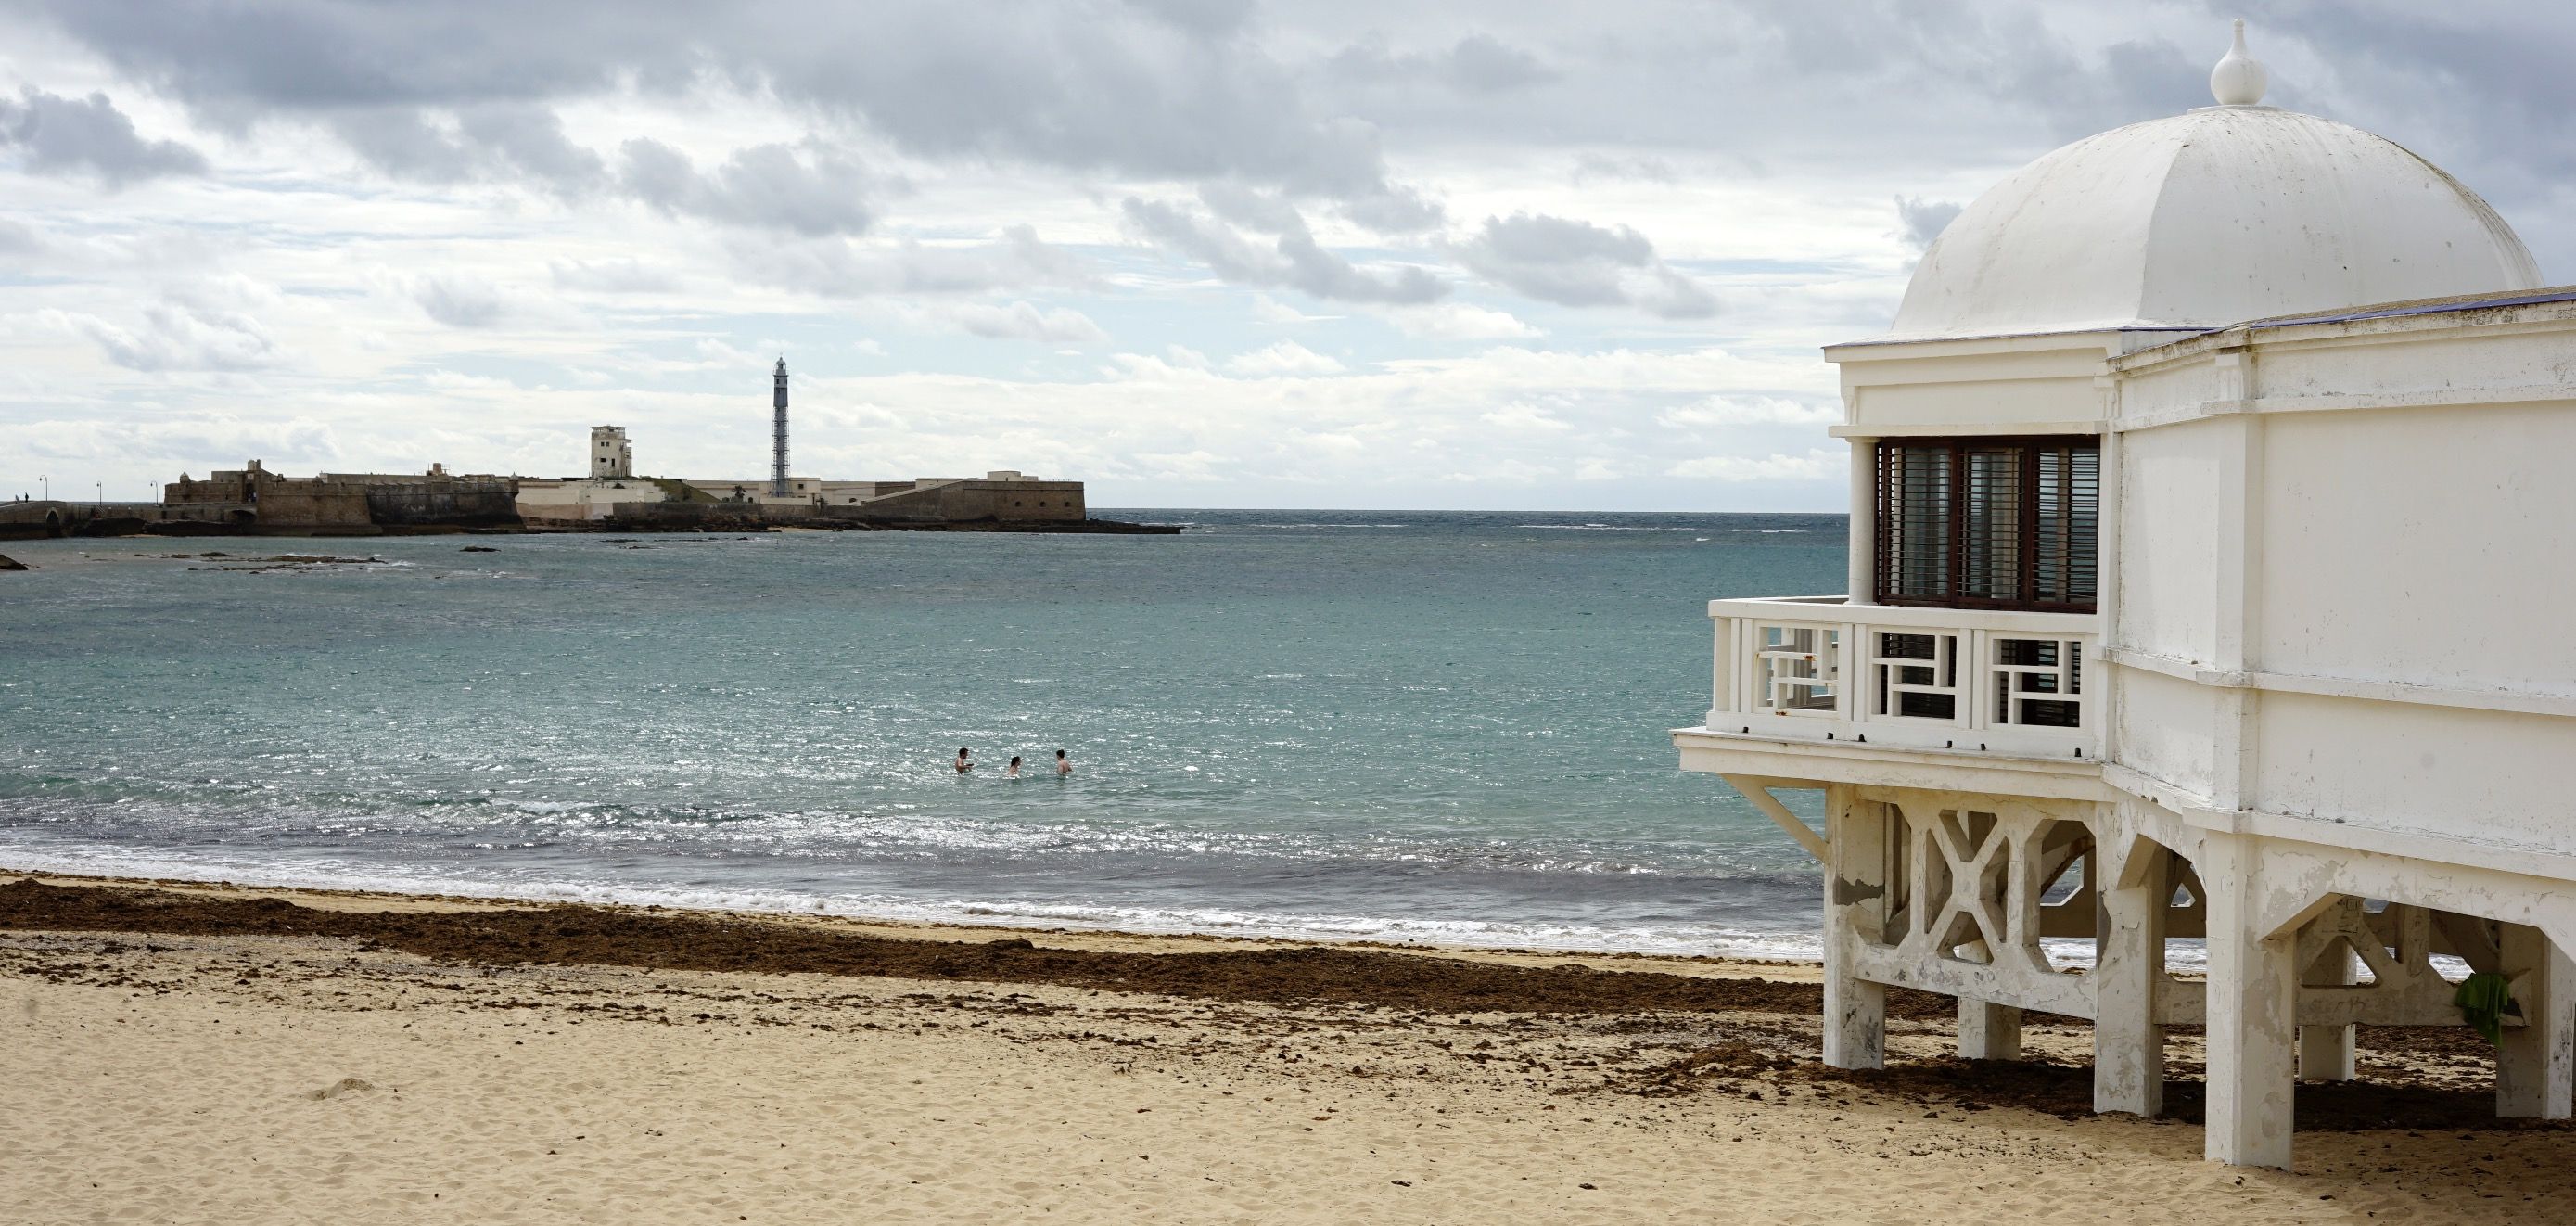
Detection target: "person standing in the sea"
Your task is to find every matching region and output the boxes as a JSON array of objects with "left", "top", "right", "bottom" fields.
[
  {"left": 1005, "top": 756, "right": 1022, "bottom": 778},
  {"left": 953, "top": 747, "right": 973, "bottom": 773},
  {"left": 1054, "top": 749, "right": 1072, "bottom": 776}
]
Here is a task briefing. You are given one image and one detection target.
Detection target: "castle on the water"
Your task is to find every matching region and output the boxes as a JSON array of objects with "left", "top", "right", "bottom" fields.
[{"left": 3, "top": 360, "right": 1131, "bottom": 538}]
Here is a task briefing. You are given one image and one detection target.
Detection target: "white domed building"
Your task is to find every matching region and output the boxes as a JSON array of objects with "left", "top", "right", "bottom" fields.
[{"left": 1674, "top": 21, "right": 2576, "bottom": 1167}]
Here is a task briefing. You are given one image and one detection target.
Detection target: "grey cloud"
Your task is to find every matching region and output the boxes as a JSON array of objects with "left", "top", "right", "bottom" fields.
[
  {"left": 1446, "top": 34, "right": 1558, "bottom": 92},
  {"left": 948, "top": 301, "right": 1110, "bottom": 344},
  {"left": 619, "top": 138, "right": 880, "bottom": 236},
  {"left": 413, "top": 276, "right": 507, "bottom": 327},
  {"left": 1123, "top": 0, "right": 1257, "bottom": 37},
  {"left": 23, "top": 3, "right": 2576, "bottom": 298},
  {"left": 1455, "top": 212, "right": 1716, "bottom": 319},
  {"left": 1124, "top": 196, "right": 1447, "bottom": 304},
  {"left": 1197, "top": 182, "right": 1307, "bottom": 234},
  {"left": 742, "top": 225, "right": 1094, "bottom": 298},
  {"left": 1894, "top": 196, "right": 1962, "bottom": 251},
  {"left": 1329, "top": 32, "right": 1559, "bottom": 95},
  {"left": 2251, "top": 2, "right": 2576, "bottom": 189},
  {"left": 0, "top": 219, "right": 40, "bottom": 254},
  {"left": 0, "top": 87, "right": 208, "bottom": 186},
  {"left": 1206, "top": 177, "right": 1446, "bottom": 249},
  {"left": 327, "top": 109, "right": 477, "bottom": 181},
  {"left": 1571, "top": 152, "right": 1679, "bottom": 185},
  {"left": 321, "top": 104, "right": 605, "bottom": 194},
  {"left": 1756, "top": 3, "right": 2202, "bottom": 142},
  {"left": 34, "top": 0, "right": 2576, "bottom": 221},
  {"left": 33, "top": 1, "right": 1406, "bottom": 201},
  {"left": 52, "top": 299, "right": 283, "bottom": 371},
  {"left": 1338, "top": 185, "right": 1447, "bottom": 235},
  {"left": 458, "top": 106, "right": 606, "bottom": 191}
]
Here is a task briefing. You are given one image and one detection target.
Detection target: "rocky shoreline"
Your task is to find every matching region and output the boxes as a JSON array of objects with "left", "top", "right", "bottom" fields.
[{"left": 29, "top": 515, "right": 1180, "bottom": 540}]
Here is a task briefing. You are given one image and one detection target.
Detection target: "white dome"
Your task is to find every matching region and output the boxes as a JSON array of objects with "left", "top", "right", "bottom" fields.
[{"left": 1891, "top": 105, "right": 2542, "bottom": 339}]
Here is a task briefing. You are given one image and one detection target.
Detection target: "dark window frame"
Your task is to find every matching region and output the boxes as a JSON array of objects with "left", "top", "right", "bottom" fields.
[{"left": 1873, "top": 435, "right": 2099, "bottom": 614}]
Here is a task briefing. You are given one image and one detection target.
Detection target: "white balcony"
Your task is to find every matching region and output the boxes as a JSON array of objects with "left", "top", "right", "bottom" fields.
[{"left": 1701, "top": 595, "right": 2101, "bottom": 760}]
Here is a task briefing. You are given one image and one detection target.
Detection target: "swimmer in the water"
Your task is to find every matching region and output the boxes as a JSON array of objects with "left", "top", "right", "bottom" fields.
[
  {"left": 954, "top": 747, "right": 973, "bottom": 773},
  {"left": 1054, "top": 749, "right": 1072, "bottom": 776},
  {"left": 1006, "top": 755, "right": 1022, "bottom": 777}
]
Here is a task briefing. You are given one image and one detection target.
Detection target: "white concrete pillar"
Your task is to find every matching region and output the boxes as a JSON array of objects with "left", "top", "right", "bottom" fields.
[
  {"left": 2200, "top": 836, "right": 2298, "bottom": 1169},
  {"left": 1958, "top": 998, "right": 2023, "bottom": 1060},
  {"left": 1845, "top": 438, "right": 1875, "bottom": 603},
  {"left": 1822, "top": 785, "right": 1887, "bottom": 1069},
  {"left": 2299, "top": 906, "right": 2357, "bottom": 1083},
  {"left": 2093, "top": 836, "right": 2166, "bottom": 1117},
  {"left": 2497, "top": 925, "right": 2575, "bottom": 1119}
]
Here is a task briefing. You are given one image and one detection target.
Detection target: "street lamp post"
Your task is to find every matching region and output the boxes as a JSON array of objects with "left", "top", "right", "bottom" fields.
[{"left": 39, "top": 475, "right": 46, "bottom": 502}]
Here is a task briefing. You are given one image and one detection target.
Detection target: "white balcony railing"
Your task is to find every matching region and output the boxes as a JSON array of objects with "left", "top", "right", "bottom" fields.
[{"left": 1705, "top": 595, "right": 2101, "bottom": 759}]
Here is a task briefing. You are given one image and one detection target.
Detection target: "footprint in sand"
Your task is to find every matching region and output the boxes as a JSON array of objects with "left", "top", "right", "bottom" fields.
[{"left": 308, "top": 1078, "right": 376, "bottom": 1101}]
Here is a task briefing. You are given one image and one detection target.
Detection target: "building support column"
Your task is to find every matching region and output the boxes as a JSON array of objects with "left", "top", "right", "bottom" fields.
[
  {"left": 2497, "top": 925, "right": 2575, "bottom": 1119},
  {"left": 1958, "top": 998, "right": 2023, "bottom": 1060},
  {"left": 2200, "top": 834, "right": 2298, "bottom": 1168},
  {"left": 2093, "top": 834, "right": 2167, "bottom": 1117},
  {"left": 2299, "top": 899, "right": 2360, "bottom": 1082},
  {"left": 2297, "top": 974, "right": 2356, "bottom": 1082},
  {"left": 1845, "top": 437, "right": 1875, "bottom": 603},
  {"left": 1822, "top": 785, "right": 1886, "bottom": 1069}
]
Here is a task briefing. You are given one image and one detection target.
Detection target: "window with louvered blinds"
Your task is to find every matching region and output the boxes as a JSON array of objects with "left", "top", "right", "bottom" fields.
[{"left": 1874, "top": 438, "right": 2098, "bottom": 613}]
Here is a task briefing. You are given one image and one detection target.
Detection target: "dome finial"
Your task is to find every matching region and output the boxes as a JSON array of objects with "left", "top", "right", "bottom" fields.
[{"left": 2211, "top": 18, "right": 2268, "bottom": 106}]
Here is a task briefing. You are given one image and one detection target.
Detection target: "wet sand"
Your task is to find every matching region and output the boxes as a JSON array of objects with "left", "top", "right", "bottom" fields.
[{"left": 4, "top": 873, "right": 2570, "bottom": 1223}]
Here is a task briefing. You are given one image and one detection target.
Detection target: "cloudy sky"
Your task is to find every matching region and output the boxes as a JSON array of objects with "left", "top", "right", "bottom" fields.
[{"left": 3, "top": 1, "right": 2569, "bottom": 510}]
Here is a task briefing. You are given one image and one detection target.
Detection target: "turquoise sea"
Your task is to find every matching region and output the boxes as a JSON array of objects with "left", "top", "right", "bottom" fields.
[{"left": 0, "top": 510, "right": 1843, "bottom": 955}]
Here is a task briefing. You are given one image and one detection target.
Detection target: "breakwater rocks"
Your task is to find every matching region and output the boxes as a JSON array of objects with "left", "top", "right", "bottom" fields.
[
  {"left": 842, "top": 517, "right": 1182, "bottom": 536},
  {"left": 0, "top": 554, "right": 26, "bottom": 570},
  {"left": 131, "top": 551, "right": 402, "bottom": 573},
  {"left": 546, "top": 513, "right": 1180, "bottom": 536}
]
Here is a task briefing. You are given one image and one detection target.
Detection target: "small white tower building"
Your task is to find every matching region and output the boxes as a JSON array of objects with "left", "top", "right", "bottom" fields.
[
  {"left": 1675, "top": 20, "right": 2575, "bottom": 1168},
  {"left": 590, "top": 426, "right": 633, "bottom": 479}
]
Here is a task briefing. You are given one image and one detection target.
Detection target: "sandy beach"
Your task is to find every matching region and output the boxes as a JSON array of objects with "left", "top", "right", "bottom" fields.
[{"left": 4, "top": 872, "right": 2570, "bottom": 1224}]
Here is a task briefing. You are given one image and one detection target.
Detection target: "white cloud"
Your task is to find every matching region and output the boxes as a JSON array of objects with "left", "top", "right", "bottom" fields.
[
  {"left": 1479, "top": 403, "right": 1572, "bottom": 433},
  {"left": 740, "top": 226, "right": 1093, "bottom": 298},
  {"left": 1656, "top": 396, "right": 1840, "bottom": 428},
  {"left": 550, "top": 257, "right": 680, "bottom": 294},
  {"left": 1250, "top": 294, "right": 1340, "bottom": 325},
  {"left": 1225, "top": 340, "right": 1345, "bottom": 376},
  {"left": 1666, "top": 448, "right": 1844, "bottom": 481},
  {"left": 1383, "top": 303, "right": 1541, "bottom": 340},
  {"left": 421, "top": 370, "right": 516, "bottom": 392},
  {"left": 945, "top": 301, "right": 1110, "bottom": 344},
  {"left": 17, "top": 413, "right": 339, "bottom": 466}
]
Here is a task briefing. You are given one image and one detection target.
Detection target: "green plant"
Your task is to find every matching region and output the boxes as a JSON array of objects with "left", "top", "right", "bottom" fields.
[{"left": 2454, "top": 971, "right": 2517, "bottom": 1046}]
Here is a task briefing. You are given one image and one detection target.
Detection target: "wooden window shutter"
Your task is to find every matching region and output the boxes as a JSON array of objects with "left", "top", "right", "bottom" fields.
[{"left": 1874, "top": 437, "right": 2097, "bottom": 613}]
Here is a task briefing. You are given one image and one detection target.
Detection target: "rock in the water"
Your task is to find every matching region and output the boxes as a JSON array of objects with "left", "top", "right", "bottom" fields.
[{"left": 0, "top": 555, "right": 27, "bottom": 571}]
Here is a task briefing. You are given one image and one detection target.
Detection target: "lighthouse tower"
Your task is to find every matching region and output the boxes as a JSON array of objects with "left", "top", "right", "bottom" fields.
[{"left": 771, "top": 357, "right": 790, "bottom": 497}]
